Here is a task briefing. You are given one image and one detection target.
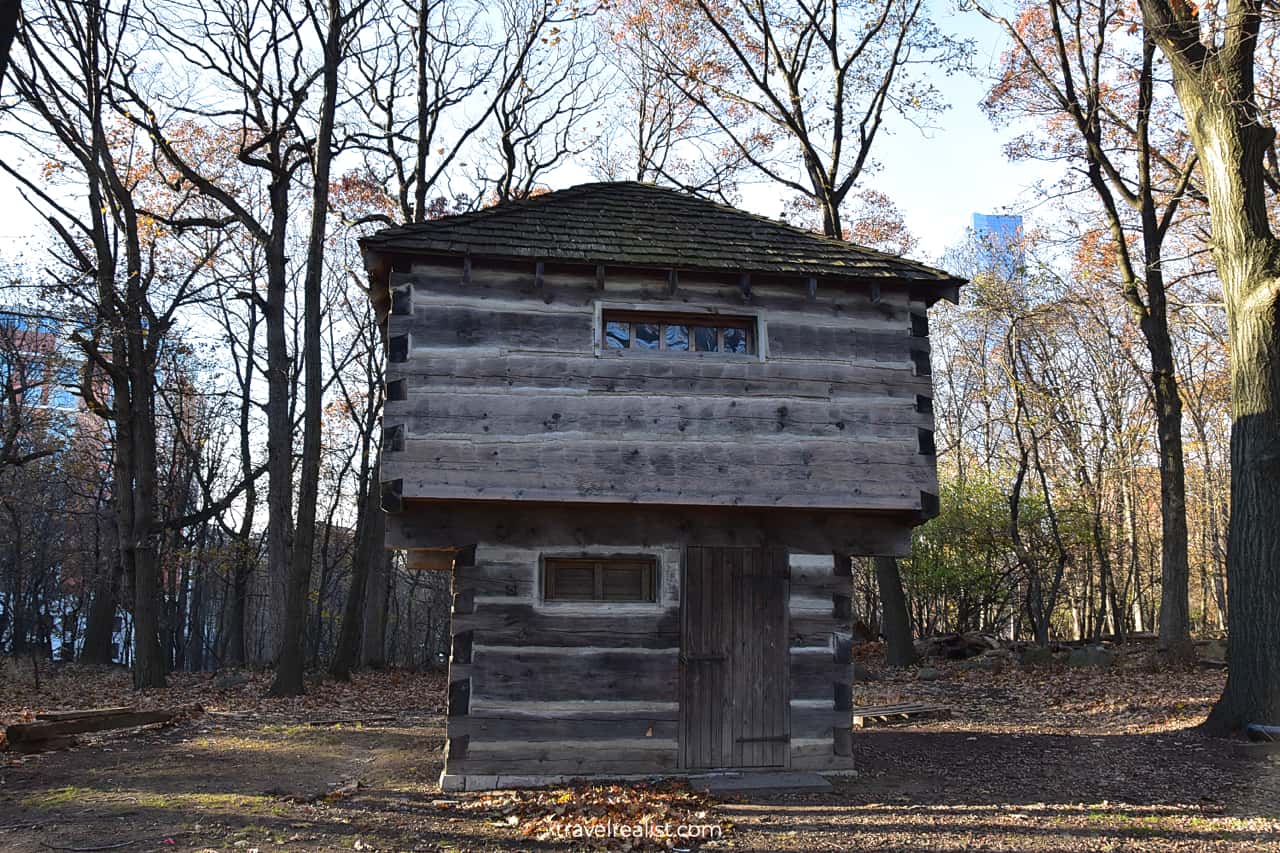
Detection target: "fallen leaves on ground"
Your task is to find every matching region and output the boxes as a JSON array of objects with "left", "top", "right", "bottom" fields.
[
  {"left": 853, "top": 642, "right": 1226, "bottom": 734},
  {"left": 0, "top": 660, "right": 446, "bottom": 727},
  {"left": 452, "top": 781, "right": 730, "bottom": 850},
  {"left": 3, "top": 649, "right": 1277, "bottom": 851}
]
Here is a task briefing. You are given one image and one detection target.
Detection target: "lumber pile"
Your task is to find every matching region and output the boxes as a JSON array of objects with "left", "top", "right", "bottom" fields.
[
  {"left": 851, "top": 702, "right": 952, "bottom": 728},
  {"left": 3, "top": 704, "right": 203, "bottom": 753}
]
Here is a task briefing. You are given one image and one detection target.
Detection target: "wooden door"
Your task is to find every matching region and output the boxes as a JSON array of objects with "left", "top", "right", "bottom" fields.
[{"left": 679, "top": 545, "right": 789, "bottom": 769}]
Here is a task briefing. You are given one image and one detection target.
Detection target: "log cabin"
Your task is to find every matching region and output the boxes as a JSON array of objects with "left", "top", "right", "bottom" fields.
[{"left": 359, "top": 182, "right": 962, "bottom": 791}]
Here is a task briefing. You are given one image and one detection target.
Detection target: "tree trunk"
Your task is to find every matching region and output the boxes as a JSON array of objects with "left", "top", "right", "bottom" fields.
[
  {"left": 360, "top": 507, "right": 389, "bottom": 668},
  {"left": 1149, "top": 338, "right": 1192, "bottom": 655},
  {"left": 225, "top": 556, "right": 250, "bottom": 667},
  {"left": 874, "top": 556, "right": 917, "bottom": 667},
  {"left": 1137, "top": 7, "right": 1280, "bottom": 728},
  {"left": 262, "top": 173, "right": 291, "bottom": 667},
  {"left": 79, "top": 562, "right": 120, "bottom": 664},
  {"left": 122, "top": 359, "right": 164, "bottom": 690},
  {"left": 269, "top": 0, "right": 341, "bottom": 696},
  {"left": 187, "top": 537, "right": 206, "bottom": 671},
  {"left": 0, "top": 0, "right": 18, "bottom": 93},
  {"left": 331, "top": 468, "right": 379, "bottom": 681},
  {"left": 1208, "top": 297, "right": 1280, "bottom": 730}
]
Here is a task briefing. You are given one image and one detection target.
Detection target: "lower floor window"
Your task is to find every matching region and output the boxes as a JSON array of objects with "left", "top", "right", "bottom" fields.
[{"left": 543, "top": 556, "right": 658, "bottom": 602}]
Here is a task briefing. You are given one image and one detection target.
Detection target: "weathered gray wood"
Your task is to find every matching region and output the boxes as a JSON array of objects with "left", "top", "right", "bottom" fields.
[
  {"left": 833, "top": 727, "right": 853, "bottom": 756},
  {"left": 392, "top": 305, "right": 593, "bottom": 354},
  {"left": 790, "top": 651, "right": 849, "bottom": 700},
  {"left": 852, "top": 703, "right": 952, "bottom": 727},
  {"left": 470, "top": 649, "right": 677, "bottom": 702},
  {"left": 767, "top": 320, "right": 915, "bottom": 363},
  {"left": 400, "top": 392, "right": 927, "bottom": 441},
  {"left": 6, "top": 705, "right": 202, "bottom": 743},
  {"left": 389, "top": 353, "right": 929, "bottom": 401},
  {"left": 447, "top": 742, "right": 678, "bottom": 776},
  {"left": 386, "top": 438, "right": 934, "bottom": 510},
  {"left": 833, "top": 633, "right": 854, "bottom": 664},
  {"left": 444, "top": 735, "right": 469, "bottom": 763},
  {"left": 788, "top": 556, "right": 841, "bottom": 597},
  {"left": 454, "top": 604, "right": 680, "bottom": 648},
  {"left": 451, "top": 588, "right": 475, "bottom": 615},
  {"left": 452, "top": 560, "right": 537, "bottom": 597},
  {"left": 790, "top": 740, "right": 852, "bottom": 770},
  {"left": 448, "top": 679, "right": 470, "bottom": 716},
  {"left": 34, "top": 706, "right": 134, "bottom": 721},
  {"left": 466, "top": 700, "right": 678, "bottom": 720},
  {"left": 788, "top": 607, "right": 853, "bottom": 647},
  {"left": 680, "top": 546, "right": 788, "bottom": 770},
  {"left": 394, "top": 266, "right": 913, "bottom": 321},
  {"left": 388, "top": 503, "right": 915, "bottom": 558},
  {"left": 790, "top": 705, "right": 852, "bottom": 739},
  {"left": 448, "top": 716, "right": 678, "bottom": 741}
]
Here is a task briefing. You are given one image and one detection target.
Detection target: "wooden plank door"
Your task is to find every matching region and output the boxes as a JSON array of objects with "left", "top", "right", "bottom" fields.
[{"left": 680, "top": 545, "right": 789, "bottom": 769}]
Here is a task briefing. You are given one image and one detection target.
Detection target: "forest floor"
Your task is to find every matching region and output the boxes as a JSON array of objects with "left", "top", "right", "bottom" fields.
[{"left": 0, "top": 650, "right": 1277, "bottom": 852}]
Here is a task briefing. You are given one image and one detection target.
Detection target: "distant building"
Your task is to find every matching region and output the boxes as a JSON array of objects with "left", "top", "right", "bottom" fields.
[
  {"left": 0, "top": 311, "right": 83, "bottom": 432},
  {"left": 971, "top": 213, "right": 1024, "bottom": 280}
]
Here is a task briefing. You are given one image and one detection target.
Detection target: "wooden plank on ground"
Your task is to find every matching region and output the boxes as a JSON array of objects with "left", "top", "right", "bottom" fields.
[
  {"left": 5, "top": 704, "right": 203, "bottom": 748},
  {"left": 35, "top": 707, "right": 135, "bottom": 721},
  {"left": 851, "top": 703, "right": 952, "bottom": 728}
]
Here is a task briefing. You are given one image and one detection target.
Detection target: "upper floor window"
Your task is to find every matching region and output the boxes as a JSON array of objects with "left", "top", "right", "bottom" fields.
[{"left": 601, "top": 310, "right": 757, "bottom": 356}]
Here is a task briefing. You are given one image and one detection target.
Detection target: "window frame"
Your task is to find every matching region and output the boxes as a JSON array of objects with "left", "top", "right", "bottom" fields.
[
  {"left": 593, "top": 302, "right": 767, "bottom": 361},
  {"left": 541, "top": 554, "right": 659, "bottom": 604}
]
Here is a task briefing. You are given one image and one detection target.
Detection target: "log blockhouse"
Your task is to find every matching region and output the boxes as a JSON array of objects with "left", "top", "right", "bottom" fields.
[{"left": 360, "top": 182, "right": 963, "bottom": 791}]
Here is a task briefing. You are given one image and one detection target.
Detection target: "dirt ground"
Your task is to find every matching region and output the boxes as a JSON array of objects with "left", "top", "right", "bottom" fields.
[{"left": 1, "top": 653, "right": 1277, "bottom": 852}]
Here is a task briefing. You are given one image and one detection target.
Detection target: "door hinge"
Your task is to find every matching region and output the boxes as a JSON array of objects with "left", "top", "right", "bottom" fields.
[
  {"left": 679, "top": 654, "right": 726, "bottom": 664},
  {"left": 736, "top": 735, "right": 790, "bottom": 743}
]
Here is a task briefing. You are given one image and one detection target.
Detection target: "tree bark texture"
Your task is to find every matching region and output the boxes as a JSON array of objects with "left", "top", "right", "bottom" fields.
[
  {"left": 874, "top": 556, "right": 918, "bottom": 667},
  {"left": 1141, "top": 0, "right": 1280, "bottom": 729}
]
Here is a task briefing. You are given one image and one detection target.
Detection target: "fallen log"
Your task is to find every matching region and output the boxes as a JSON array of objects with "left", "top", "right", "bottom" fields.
[
  {"left": 5, "top": 705, "right": 203, "bottom": 751},
  {"left": 9, "top": 735, "right": 77, "bottom": 754},
  {"left": 35, "top": 707, "right": 135, "bottom": 722}
]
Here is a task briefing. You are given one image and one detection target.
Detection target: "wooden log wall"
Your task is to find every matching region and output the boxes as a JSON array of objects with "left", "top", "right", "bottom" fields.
[
  {"left": 788, "top": 553, "right": 855, "bottom": 771},
  {"left": 442, "top": 543, "right": 683, "bottom": 789},
  {"left": 388, "top": 501, "right": 915, "bottom": 556},
  {"left": 441, "top": 545, "right": 855, "bottom": 788},
  {"left": 382, "top": 260, "right": 937, "bottom": 515}
]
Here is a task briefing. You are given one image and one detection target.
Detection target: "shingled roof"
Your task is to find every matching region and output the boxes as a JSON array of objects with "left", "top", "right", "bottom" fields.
[{"left": 361, "top": 181, "right": 963, "bottom": 290}]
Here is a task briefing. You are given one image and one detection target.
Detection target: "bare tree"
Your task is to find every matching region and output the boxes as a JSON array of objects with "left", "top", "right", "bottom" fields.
[
  {"left": 977, "top": 0, "right": 1200, "bottom": 655},
  {"left": 484, "top": 0, "right": 603, "bottom": 202},
  {"left": 648, "top": 0, "right": 970, "bottom": 237},
  {"left": 329, "top": 276, "right": 384, "bottom": 680},
  {"left": 116, "top": 0, "right": 328, "bottom": 669},
  {"left": 594, "top": 0, "right": 748, "bottom": 196},
  {"left": 270, "top": 0, "right": 370, "bottom": 697},
  {"left": 4, "top": 0, "right": 243, "bottom": 686},
  {"left": 348, "top": 0, "right": 581, "bottom": 224}
]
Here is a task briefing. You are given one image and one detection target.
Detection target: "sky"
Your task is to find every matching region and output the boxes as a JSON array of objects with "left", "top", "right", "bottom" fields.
[{"left": 0, "top": 2, "right": 1048, "bottom": 270}]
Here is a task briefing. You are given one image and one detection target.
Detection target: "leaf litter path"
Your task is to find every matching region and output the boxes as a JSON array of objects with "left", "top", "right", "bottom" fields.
[{"left": 0, "top": 657, "right": 1277, "bottom": 851}]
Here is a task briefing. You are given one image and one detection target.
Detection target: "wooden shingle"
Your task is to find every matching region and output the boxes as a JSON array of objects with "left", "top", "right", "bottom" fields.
[{"left": 360, "top": 182, "right": 963, "bottom": 290}]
